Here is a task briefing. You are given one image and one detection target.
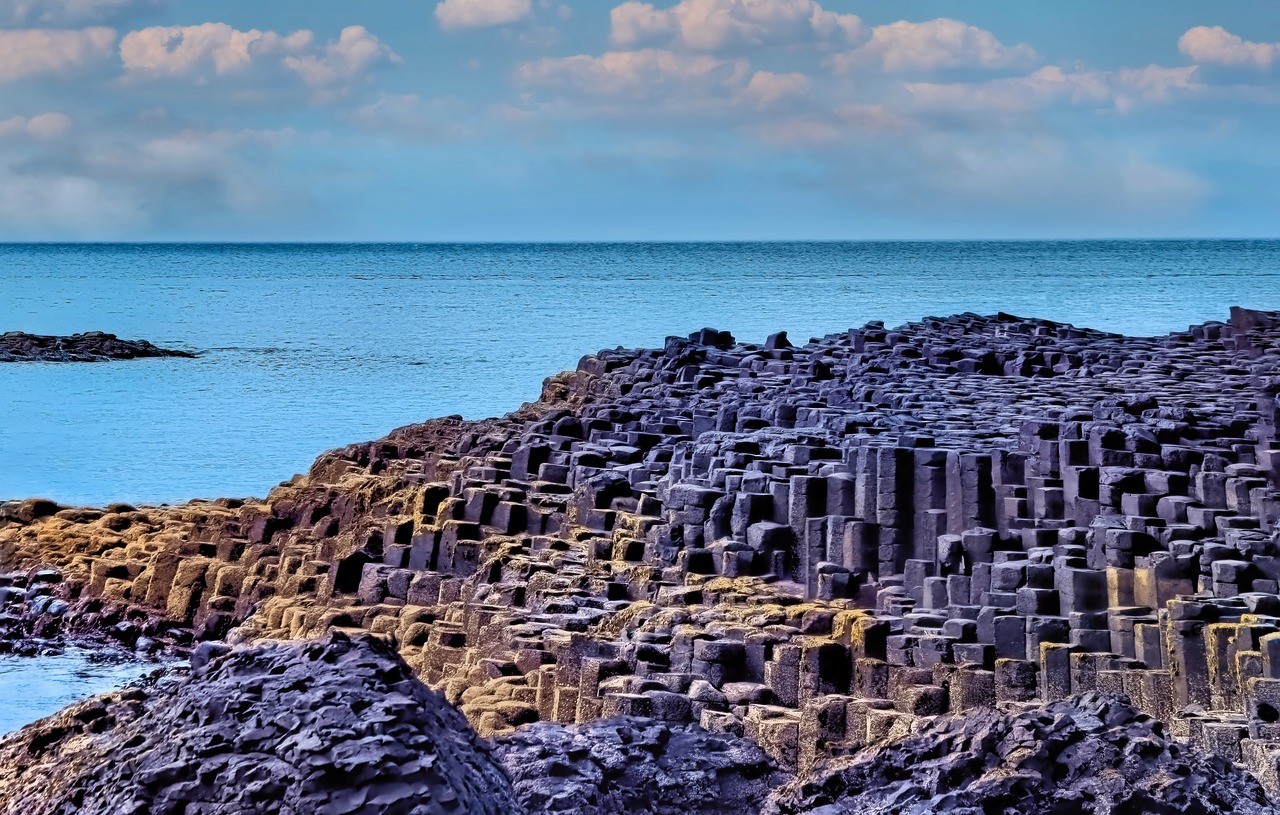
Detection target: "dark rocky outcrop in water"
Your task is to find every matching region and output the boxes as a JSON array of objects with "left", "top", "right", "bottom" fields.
[
  {"left": 767, "top": 691, "right": 1277, "bottom": 815},
  {"left": 0, "top": 331, "right": 196, "bottom": 362},
  {"left": 0, "top": 632, "right": 519, "bottom": 815},
  {"left": 3, "top": 308, "right": 1280, "bottom": 811}
]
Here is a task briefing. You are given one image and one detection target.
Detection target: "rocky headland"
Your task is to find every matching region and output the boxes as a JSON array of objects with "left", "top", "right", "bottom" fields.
[
  {"left": 0, "top": 331, "right": 196, "bottom": 362},
  {"left": 2, "top": 306, "right": 1280, "bottom": 813}
]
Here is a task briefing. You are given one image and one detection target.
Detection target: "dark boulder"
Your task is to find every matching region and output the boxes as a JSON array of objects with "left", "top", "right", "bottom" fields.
[{"left": 0, "top": 632, "right": 520, "bottom": 815}]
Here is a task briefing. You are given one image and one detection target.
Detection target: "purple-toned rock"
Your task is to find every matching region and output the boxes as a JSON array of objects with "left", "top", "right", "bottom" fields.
[
  {"left": 495, "top": 716, "right": 788, "bottom": 815},
  {"left": 0, "top": 632, "right": 519, "bottom": 815},
  {"left": 766, "top": 692, "right": 1277, "bottom": 815}
]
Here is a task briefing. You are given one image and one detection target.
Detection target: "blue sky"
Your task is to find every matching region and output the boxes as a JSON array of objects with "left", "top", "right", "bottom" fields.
[{"left": 1, "top": 0, "right": 1278, "bottom": 240}]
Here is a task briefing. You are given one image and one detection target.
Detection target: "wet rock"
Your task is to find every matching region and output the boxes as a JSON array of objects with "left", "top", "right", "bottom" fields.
[{"left": 0, "top": 331, "right": 196, "bottom": 362}]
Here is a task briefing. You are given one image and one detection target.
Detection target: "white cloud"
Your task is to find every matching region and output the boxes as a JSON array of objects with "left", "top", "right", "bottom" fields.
[
  {"left": 119, "top": 23, "right": 312, "bottom": 78},
  {"left": 835, "top": 103, "right": 909, "bottom": 132},
  {"left": 0, "top": 174, "right": 143, "bottom": 236},
  {"left": 1111, "top": 64, "right": 1203, "bottom": 108},
  {"left": 744, "top": 70, "right": 809, "bottom": 106},
  {"left": 119, "top": 23, "right": 398, "bottom": 97},
  {"left": 282, "top": 26, "right": 400, "bottom": 91},
  {"left": 0, "top": 0, "right": 161, "bottom": 25},
  {"left": 905, "top": 64, "right": 1200, "bottom": 113},
  {"left": 610, "top": 0, "right": 862, "bottom": 50},
  {"left": 0, "top": 27, "right": 115, "bottom": 82},
  {"left": 830, "top": 18, "right": 1037, "bottom": 74},
  {"left": 611, "top": 1, "right": 669, "bottom": 46},
  {"left": 517, "top": 51, "right": 820, "bottom": 121},
  {"left": 745, "top": 105, "right": 908, "bottom": 147},
  {"left": 911, "top": 137, "right": 1209, "bottom": 217},
  {"left": 136, "top": 127, "right": 294, "bottom": 191},
  {"left": 0, "top": 112, "right": 72, "bottom": 139},
  {"left": 435, "top": 0, "right": 532, "bottom": 31},
  {"left": 749, "top": 116, "right": 838, "bottom": 146},
  {"left": 518, "top": 48, "right": 749, "bottom": 100},
  {"left": 1179, "top": 25, "right": 1278, "bottom": 70}
]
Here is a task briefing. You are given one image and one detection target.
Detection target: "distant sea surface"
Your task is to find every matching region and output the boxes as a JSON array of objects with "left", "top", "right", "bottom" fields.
[{"left": 2, "top": 241, "right": 1277, "bottom": 507}]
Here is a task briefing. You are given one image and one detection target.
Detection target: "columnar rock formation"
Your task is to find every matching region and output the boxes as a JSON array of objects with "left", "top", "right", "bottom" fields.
[
  {"left": 2, "top": 634, "right": 1266, "bottom": 815},
  {"left": 2, "top": 308, "right": 1279, "bottom": 792},
  {"left": 0, "top": 331, "right": 196, "bottom": 362}
]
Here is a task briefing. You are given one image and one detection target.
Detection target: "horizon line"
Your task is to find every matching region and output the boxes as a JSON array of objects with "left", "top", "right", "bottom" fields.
[{"left": 2, "top": 236, "right": 1280, "bottom": 247}]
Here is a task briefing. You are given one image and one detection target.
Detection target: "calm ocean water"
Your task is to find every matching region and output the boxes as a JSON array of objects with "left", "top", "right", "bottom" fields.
[
  {"left": 0, "top": 648, "right": 166, "bottom": 734},
  {"left": 1, "top": 241, "right": 1278, "bottom": 507}
]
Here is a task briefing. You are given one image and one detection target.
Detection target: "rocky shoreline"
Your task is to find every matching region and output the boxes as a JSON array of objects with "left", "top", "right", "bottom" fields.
[
  {"left": 0, "top": 565, "right": 190, "bottom": 658},
  {"left": 0, "top": 632, "right": 1271, "bottom": 815},
  {"left": 0, "top": 331, "right": 196, "bottom": 362},
  {"left": 2, "top": 307, "right": 1280, "bottom": 812}
]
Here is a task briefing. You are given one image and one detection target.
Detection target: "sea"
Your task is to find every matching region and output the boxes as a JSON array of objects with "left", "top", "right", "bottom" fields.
[
  {"left": 0, "top": 648, "right": 169, "bottom": 735},
  {"left": 3, "top": 240, "right": 1278, "bottom": 508},
  {"left": 0, "top": 240, "right": 1277, "bottom": 731}
]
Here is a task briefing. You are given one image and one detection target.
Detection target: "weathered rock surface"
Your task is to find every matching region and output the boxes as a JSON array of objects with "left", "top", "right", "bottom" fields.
[
  {"left": 768, "top": 691, "right": 1277, "bottom": 814},
  {"left": 495, "top": 716, "right": 787, "bottom": 815},
  {"left": 0, "top": 632, "right": 520, "bottom": 815},
  {"left": 0, "top": 331, "right": 196, "bottom": 362},
  {"left": 3, "top": 307, "right": 1280, "bottom": 803}
]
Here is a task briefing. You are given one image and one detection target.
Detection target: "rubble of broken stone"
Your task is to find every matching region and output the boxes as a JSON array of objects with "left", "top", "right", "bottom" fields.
[
  {"left": 0, "top": 568, "right": 69, "bottom": 656},
  {"left": 2, "top": 307, "right": 1280, "bottom": 811},
  {"left": 0, "top": 331, "right": 196, "bottom": 362}
]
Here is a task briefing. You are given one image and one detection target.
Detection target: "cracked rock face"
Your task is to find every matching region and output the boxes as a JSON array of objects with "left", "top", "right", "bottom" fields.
[
  {"left": 765, "top": 691, "right": 1278, "bottom": 815},
  {"left": 493, "top": 716, "right": 789, "bottom": 815},
  {"left": 0, "top": 632, "right": 519, "bottom": 815}
]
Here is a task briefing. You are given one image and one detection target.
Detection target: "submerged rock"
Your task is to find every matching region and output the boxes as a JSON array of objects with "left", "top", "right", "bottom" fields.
[
  {"left": 0, "top": 632, "right": 519, "bottom": 815},
  {"left": 766, "top": 692, "right": 1278, "bottom": 815},
  {"left": 0, "top": 331, "right": 196, "bottom": 362}
]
